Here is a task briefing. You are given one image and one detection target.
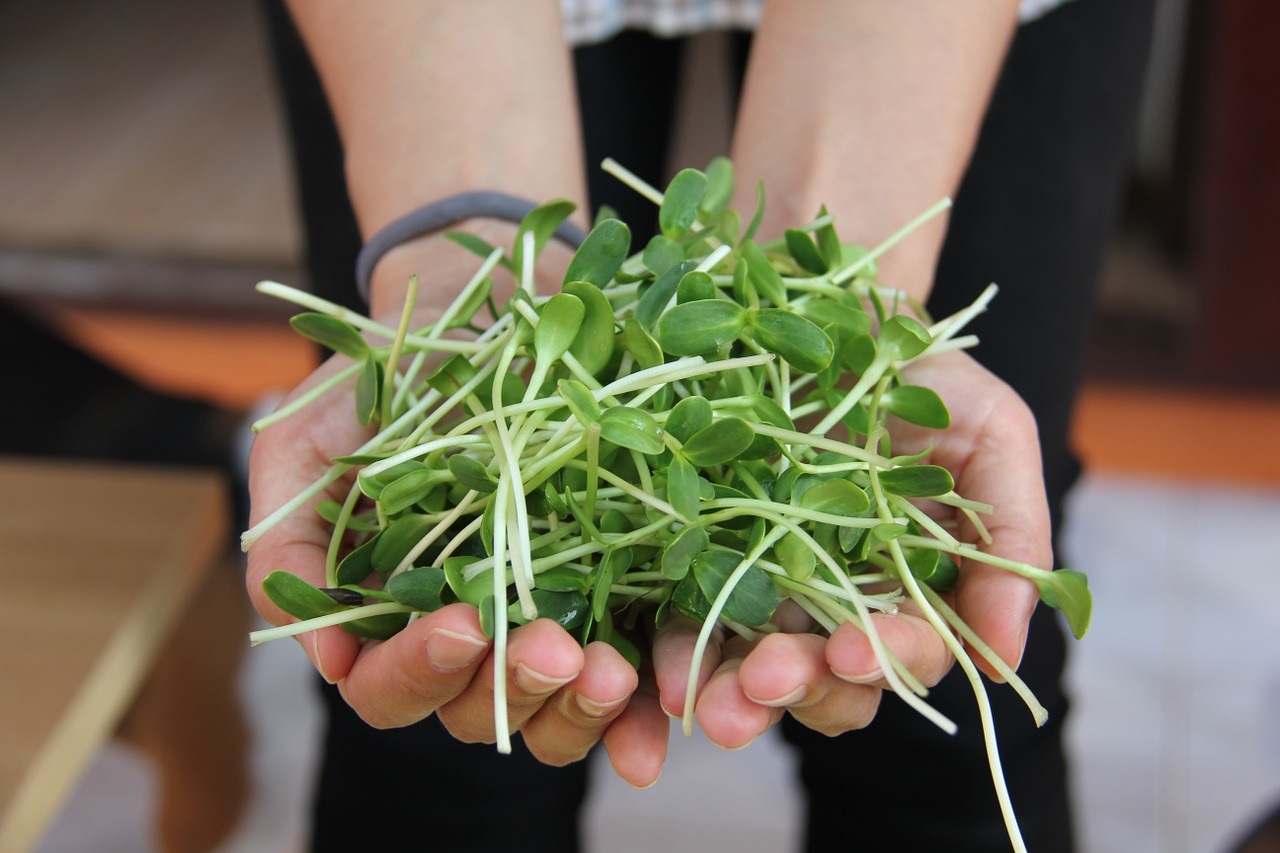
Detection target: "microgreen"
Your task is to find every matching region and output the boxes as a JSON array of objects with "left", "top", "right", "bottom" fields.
[{"left": 244, "top": 158, "right": 1092, "bottom": 853}]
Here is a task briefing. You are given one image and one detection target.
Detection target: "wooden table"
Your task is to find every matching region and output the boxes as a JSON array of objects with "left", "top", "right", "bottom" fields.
[{"left": 0, "top": 457, "right": 248, "bottom": 853}]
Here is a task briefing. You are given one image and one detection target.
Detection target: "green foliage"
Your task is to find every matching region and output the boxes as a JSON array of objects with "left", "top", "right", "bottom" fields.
[{"left": 248, "top": 156, "right": 1092, "bottom": 838}]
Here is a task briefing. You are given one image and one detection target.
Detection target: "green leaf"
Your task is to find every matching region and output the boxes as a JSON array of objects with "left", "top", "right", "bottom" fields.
[
  {"left": 660, "top": 523, "right": 709, "bottom": 581},
  {"left": 535, "top": 566, "right": 589, "bottom": 593},
  {"left": 557, "top": 378, "right": 602, "bottom": 425},
  {"left": 263, "top": 571, "right": 344, "bottom": 621},
  {"left": 378, "top": 468, "right": 439, "bottom": 515},
  {"left": 563, "top": 218, "right": 631, "bottom": 287},
  {"left": 444, "top": 556, "right": 493, "bottom": 607},
  {"left": 512, "top": 198, "right": 577, "bottom": 274},
  {"left": 748, "top": 308, "right": 834, "bottom": 373},
  {"left": 666, "top": 453, "right": 701, "bottom": 522},
  {"left": 387, "top": 566, "right": 448, "bottom": 611},
  {"left": 701, "top": 156, "right": 735, "bottom": 217},
  {"left": 872, "top": 522, "right": 908, "bottom": 541},
  {"left": 447, "top": 454, "right": 497, "bottom": 494},
  {"left": 316, "top": 500, "right": 379, "bottom": 533},
  {"left": 680, "top": 417, "right": 755, "bottom": 467},
  {"left": 659, "top": 168, "right": 708, "bottom": 238},
  {"left": 798, "top": 299, "right": 870, "bottom": 343},
  {"left": 358, "top": 460, "right": 425, "bottom": 500},
  {"left": 643, "top": 234, "right": 684, "bottom": 276},
  {"left": 289, "top": 313, "right": 369, "bottom": 358},
  {"left": 336, "top": 536, "right": 378, "bottom": 585},
  {"left": 636, "top": 260, "right": 695, "bottom": 330},
  {"left": 562, "top": 280, "right": 617, "bottom": 375},
  {"left": 740, "top": 240, "right": 787, "bottom": 306},
  {"left": 599, "top": 406, "right": 666, "bottom": 455},
  {"left": 478, "top": 595, "right": 498, "bottom": 639},
  {"left": 355, "top": 355, "right": 381, "bottom": 426},
  {"left": 606, "top": 630, "right": 642, "bottom": 670},
  {"left": 814, "top": 205, "right": 843, "bottom": 268},
  {"left": 1036, "top": 569, "right": 1092, "bottom": 639},
  {"left": 797, "top": 477, "right": 871, "bottom": 515},
  {"left": 880, "top": 385, "right": 951, "bottom": 429},
  {"left": 343, "top": 612, "right": 411, "bottom": 640},
  {"left": 907, "top": 550, "right": 958, "bottom": 591},
  {"left": 741, "top": 180, "right": 766, "bottom": 244},
  {"left": 621, "top": 317, "right": 664, "bottom": 370},
  {"left": 371, "top": 514, "right": 434, "bottom": 573},
  {"left": 509, "top": 589, "right": 590, "bottom": 630},
  {"left": 784, "top": 228, "right": 828, "bottom": 274},
  {"left": 534, "top": 292, "right": 585, "bottom": 365},
  {"left": 878, "top": 464, "right": 954, "bottom": 498},
  {"left": 877, "top": 315, "right": 932, "bottom": 362},
  {"left": 655, "top": 299, "right": 747, "bottom": 356},
  {"left": 841, "top": 334, "right": 878, "bottom": 374},
  {"left": 444, "top": 231, "right": 500, "bottom": 264},
  {"left": 664, "top": 396, "right": 713, "bottom": 444},
  {"left": 676, "top": 269, "right": 717, "bottom": 303},
  {"left": 671, "top": 572, "right": 711, "bottom": 623},
  {"left": 774, "top": 532, "right": 816, "bottom": 580},
  {"left": 427, "top": 353, "right": 477, "bottom": 397},
  {"left": 692, "top": 548, "right": 779, "bottom": 627},
  {"left": 590, "top": 562, "right": 612, "bottom": 622}
]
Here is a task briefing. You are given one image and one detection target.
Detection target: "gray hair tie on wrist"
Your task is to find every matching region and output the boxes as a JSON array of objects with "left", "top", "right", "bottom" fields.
[{"left": 354, "top": 190, "right": 589, "bottom": 304}]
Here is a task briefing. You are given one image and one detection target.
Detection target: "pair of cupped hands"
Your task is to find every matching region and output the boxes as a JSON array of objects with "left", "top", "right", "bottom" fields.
[{"left": 244, "top": 251, "right": 1048, "bottom": 789}]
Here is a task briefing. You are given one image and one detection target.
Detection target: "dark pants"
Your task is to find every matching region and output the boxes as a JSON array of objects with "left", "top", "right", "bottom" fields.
[{"left": 260, "top": 2, "right": 1155, "bottom": 850}]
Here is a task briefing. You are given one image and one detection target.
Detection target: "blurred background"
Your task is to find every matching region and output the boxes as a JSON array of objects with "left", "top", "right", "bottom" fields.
[{"left": 1, "top": 0, "right": 1277, "bottom": 851}]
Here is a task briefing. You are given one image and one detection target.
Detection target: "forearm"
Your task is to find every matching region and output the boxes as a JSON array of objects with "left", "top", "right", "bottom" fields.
[
  {"left": 730, "top": 1, "right": 1019, "bottom": 303},
  {"left": 283, "top": 0, "right": 587, "bottom": 314}
]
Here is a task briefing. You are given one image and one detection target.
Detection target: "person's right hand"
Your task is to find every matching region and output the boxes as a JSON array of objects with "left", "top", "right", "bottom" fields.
[{"left": 244, "top": 306, "right": 670, "bottom": 788}]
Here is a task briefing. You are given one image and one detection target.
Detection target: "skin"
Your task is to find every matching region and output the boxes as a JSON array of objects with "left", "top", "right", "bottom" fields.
[{"left": 249, "top": 0, "right": 1040, "bottom": 788}]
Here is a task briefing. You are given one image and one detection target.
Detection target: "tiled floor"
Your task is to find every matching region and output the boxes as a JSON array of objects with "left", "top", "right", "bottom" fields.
[{"left": 35, "top": 463, "right": 1280, "bottom": 853}]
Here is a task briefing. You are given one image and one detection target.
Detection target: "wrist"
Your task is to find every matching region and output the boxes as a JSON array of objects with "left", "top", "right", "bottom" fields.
[{"left": 366, "top": 218, "right": 579, "bottom": 322}]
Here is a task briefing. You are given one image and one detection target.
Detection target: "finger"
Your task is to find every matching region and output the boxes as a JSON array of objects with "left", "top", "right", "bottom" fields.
[
  {"left": 948, "top": 395, "right": 1047, "bottom": 680},
  {"left": 651, "top": 615, "right": 723, "bottom": 718},
  {"left": 602, "top": 690, "right": 670, "bottom": 788},
  {"left": 825, "top": 611, "right": 955, "bottom": 690},
  {"left": 694, "top": 645, "right": 784, "bottom": 750},
  {"left": 244, "top": 353, "right": 374, "bottom": 683},
  {"left": 436, "top": 618, "right": 585, "bottom": 743},
  {"left": 520, "top": 641, "right": 639, "bottom": 767},
  {"left": 904, "top": 352, "right": 1047, "bottom": 680},
  {"left": 737, "top": 632, "right": 881, "bottom": 738},
  {"left": 334, "top": 603, "right": 490, "bottom": 728}
]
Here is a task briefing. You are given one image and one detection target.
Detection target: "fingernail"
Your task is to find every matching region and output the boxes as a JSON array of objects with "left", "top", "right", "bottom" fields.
[
  {"left": 745, "top": 685, "right": 807, "bottom": 708},
  {"left": 309, "top": 634, "right": 336, "bottom": 684},
  {"left": 834, "top": 665, "right": 882, "bottom": 685},
  {"left": 575, "top": 694, "right": 627, "bottom": 718},
  {"left": 514, "top": 662, "right": 574, "bottom": 695},
  {"left": 426, "top": 628, "right": 488, "bottom": 673}
]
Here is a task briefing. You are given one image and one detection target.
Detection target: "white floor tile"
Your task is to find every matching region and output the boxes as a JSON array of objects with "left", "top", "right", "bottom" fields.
[{"left": 1062, "top": 474, "right": 1280, "bottom": 853}]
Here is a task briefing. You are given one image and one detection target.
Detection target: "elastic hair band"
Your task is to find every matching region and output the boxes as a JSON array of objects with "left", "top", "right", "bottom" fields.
[{"left": 354, "top": 190, "right": 589, "bottom": 303}]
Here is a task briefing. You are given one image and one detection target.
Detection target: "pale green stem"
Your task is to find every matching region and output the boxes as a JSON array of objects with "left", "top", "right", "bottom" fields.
[
  {"left": 918, "top": 584, "right": 1048, "bottom": 727},
  {"left": 600, "top": 158, "right": 664, "bottom": 206},
  {"left": 325, "top": 479, "right": 365, "bottom": 587},
  {"left": 682, "top": 525, "right": 789, "bottom": 737},
  {"left": 251, "top": 362, "right": 361, "bottom": 433},
  {"left": 248, "top": 601, "right": 415, "bottom": 645},
  {"left": 829, "top": 198, "right": 952, "bottom": 288},
  {"left": 387, "top": 490, "right": 479, "bottom": 579},
  {"left": 381, "top": 273, "right": 418, "bottom": 425}
]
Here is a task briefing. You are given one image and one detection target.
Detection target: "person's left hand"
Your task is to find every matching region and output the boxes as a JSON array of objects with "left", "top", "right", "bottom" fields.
[{"left": 648, "top": 349, "right": 1048, "bottom": 747}]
